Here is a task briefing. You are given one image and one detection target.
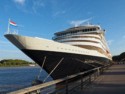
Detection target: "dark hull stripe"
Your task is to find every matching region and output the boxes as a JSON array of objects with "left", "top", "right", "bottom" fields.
[{"left": 22, "top": 49, "right": 110, "bottom": 80}]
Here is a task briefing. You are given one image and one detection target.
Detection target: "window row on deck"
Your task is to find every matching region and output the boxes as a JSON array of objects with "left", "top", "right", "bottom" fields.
[{"left": 55, "top": 28, "right": 99, "bottom": 37}]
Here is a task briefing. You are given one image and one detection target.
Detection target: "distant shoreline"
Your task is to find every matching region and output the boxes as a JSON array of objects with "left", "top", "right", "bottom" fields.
[
  {"left": 0, "top": 65, "right": 40, "bottom": 68},
  {"left": 0, "top": 65, "right": 34, "bottom": 67},
  {"left": 0, "top": 59, "right": 37, "bottom": 68}
]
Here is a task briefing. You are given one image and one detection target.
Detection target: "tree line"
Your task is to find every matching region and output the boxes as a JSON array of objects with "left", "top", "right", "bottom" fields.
[
  {"left": 112, "top": 52, "right": 125, "bottom": 62},
  {"left": 0, "top": 59, "right": 33, "bottom": 67}
]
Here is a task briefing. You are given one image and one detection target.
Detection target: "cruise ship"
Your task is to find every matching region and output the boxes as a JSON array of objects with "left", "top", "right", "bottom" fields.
[{"left": 5, "top": 24, "right": 112, "bottom": 80}]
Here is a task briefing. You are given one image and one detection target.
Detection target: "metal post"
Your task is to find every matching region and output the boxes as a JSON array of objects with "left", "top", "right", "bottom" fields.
[
  {"left": 101, "top": 68, "right": 104, "bottom": 74},
  {"left": 94, "top": 71, "right": 97, "bottom": 79},
  {"left": 89, "top": 75, "right": 91, "bottom": 84},
  {"left": 97, "top": 68, "right": 100, "bottom": 76},
  {"left": 7, "top": 18, "right": 10, "bottom": 34},
  {"left": 36, "top": 89, "right": 41, "bottom": 94},
  {"left": 65, "top": 77, "right": 68, "bottom": 94},
  {"left": 81, "top": 75, "right": 83, "bottom": 90}
]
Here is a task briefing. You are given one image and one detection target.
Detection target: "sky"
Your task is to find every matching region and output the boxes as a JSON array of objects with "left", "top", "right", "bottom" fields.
[{"left": 0, "top": 0, "right": 125, "bottom": 61}]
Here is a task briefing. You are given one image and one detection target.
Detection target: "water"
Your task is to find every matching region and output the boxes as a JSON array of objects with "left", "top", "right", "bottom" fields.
[{"left": 0, "top": 66, "right": 52, "bottom": 93}]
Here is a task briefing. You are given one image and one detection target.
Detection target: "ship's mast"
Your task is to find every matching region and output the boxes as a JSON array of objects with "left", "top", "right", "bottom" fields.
[{"left": 7, "top": 18, "right": 10, "bottom": 34}]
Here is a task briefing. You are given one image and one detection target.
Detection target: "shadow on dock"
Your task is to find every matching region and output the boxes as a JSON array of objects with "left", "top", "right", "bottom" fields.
[
  {"left": 103, "top": 71, "right": 125, "bottom": 75},
  {"left": 72, "top": 64, "right": 125, "bottom": 94}
]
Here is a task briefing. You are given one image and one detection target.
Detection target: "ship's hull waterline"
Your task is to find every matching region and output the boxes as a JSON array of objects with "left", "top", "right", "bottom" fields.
[{"left": 5, "top": 34, "right": 111, "bottom": 80}]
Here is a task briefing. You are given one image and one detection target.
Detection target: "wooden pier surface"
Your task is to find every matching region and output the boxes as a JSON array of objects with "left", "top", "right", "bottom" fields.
[{"left": 72, "top": 64, "right": 125, "bottom": 94}]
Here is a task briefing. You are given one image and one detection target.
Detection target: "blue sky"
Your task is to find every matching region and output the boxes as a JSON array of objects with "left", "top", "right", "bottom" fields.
[{"left": 0, "top": 0, "right": 125, "bottom": 61}]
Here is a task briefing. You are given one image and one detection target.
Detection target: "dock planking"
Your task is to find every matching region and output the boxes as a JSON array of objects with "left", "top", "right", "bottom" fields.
[{"left": 72, "top": 64, "right": 125, "bottom": 94}]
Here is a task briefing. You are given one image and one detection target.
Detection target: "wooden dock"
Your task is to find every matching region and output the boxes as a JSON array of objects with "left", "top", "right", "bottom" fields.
[{"left": 71, "top": 64, "right": 125, "bottom": 94}]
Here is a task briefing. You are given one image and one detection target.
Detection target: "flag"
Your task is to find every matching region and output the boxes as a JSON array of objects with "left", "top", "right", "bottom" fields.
[{"left": 9, "top": 20, "right": 17, "bottom": 26}]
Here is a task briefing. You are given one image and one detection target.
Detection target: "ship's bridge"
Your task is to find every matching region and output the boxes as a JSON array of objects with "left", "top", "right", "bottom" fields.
[{"left": 52, "top": 25, "right": 103, "bottom": 40}]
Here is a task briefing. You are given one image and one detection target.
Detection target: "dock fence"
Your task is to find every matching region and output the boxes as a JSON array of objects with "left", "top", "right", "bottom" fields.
[{"left": 8, "top": 64, "right": 111, "bottom": 94}]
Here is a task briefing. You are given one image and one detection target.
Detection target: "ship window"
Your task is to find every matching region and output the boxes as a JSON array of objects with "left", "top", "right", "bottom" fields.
[
  {"left": 93, "top": 28, "right": 96, "bottom": 31},
  {"left": 90, "top": 29, "right": 92, "bottom": 31},
  {"left": 84, "top": 29, "right": 87, "bottom": 32}
]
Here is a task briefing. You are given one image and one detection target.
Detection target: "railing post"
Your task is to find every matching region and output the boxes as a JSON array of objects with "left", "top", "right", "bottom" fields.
[
  {"left": 30, "top": 89, "right": 40, "bottom": 94},
  {"left": 101, "top": 67, "right": 104, "bottom": 74},
  {"left": 89, "top": 75, "right": 91, "bottom": 84},
  {"left": 65, "top": 77, "right": 68, "bottom": 94},
  {"left": 97, "top": 68, "right": 100, "bottom": 76},
  {"left": 94, "top": 70, "right": 97, "bottom": 79},
  {"left": 36, "top": 89, "right": 41, "bottom": 94},
  {"left": 81, "top": 75, "right": 83, "bottom": 90}
]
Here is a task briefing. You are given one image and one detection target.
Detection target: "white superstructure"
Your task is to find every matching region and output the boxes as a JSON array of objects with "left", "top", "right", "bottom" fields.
[{"left": 53, "top": 25, "right": 112, "bottom": 60}]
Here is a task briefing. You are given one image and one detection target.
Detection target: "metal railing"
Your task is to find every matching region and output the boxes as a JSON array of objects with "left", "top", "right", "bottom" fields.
[{"left": 8, "top": 64, "right": 110, "bottom": 94}]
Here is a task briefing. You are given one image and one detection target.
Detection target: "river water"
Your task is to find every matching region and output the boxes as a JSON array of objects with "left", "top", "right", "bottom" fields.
[{"left": 0, "top": 66, "right": 52, "bottom": 93}]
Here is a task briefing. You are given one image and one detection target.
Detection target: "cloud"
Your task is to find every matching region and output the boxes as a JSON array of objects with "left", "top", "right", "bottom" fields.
[
  {"left": 107, "top": 40, "right": 114, "bottom": 46},
  {"left": 32, "top": 0, "right": 45, "bottom": 13},
  {"left": 123, "top": 35, "right": 125, "bottom": 39},
  {"left": 53, "top": 11, "right": 66, "bottom": 17},
  {"left": 69, "top": 18, "right": 92, "bottom": 27},
  {"left": 13, "top": 0, "right": 45, "bottom": 14},
  {"left": 13, "top": 0, "right": 28, "bottom": 13},
  {"left": 13, "top": 0, "right": 26, "bottom": 6}
]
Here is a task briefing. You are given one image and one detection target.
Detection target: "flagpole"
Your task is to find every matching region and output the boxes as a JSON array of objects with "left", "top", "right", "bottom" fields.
[{"left": 7, "top": 18, "right": 10, "bottom": 34}]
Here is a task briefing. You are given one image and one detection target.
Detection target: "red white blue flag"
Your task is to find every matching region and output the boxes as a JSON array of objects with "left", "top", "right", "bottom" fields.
[{"left": 9, "top": 20, "right": 17, "bottom": 26}]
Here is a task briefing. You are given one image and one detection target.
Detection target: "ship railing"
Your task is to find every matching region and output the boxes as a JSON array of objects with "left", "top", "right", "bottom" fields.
[{"left": 7, "top": 64, "right": 111, "bottom": 94}]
